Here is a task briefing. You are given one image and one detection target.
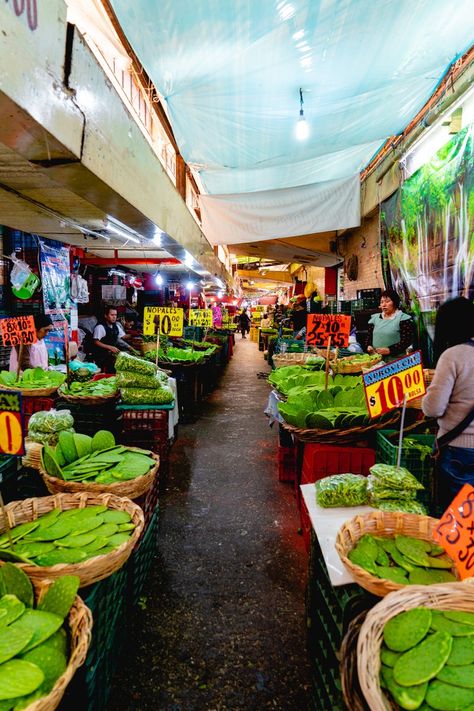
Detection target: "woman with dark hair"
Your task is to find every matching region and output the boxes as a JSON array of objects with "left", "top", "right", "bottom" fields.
[
  {"left": 366, "top": 289, "right": 414, "bottom": 361},
  {"left": 9, "top": 313, "right": 54, "bottom": 372},
  {"left": 422, "top": 297, "right": 474, "bottom": 507}
]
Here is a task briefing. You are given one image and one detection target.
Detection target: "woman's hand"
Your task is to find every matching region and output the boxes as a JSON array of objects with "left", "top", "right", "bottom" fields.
[
  {"left": 375, "top": 347, "right": 390, "bottom": 356},
  {"left": 367, "top": 346, "right": 375, "bottom": 354}
]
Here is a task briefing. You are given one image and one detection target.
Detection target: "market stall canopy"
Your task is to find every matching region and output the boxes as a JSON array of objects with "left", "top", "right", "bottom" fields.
[{"left": 109, "top": 0, "right": 474, "bottom": 243}]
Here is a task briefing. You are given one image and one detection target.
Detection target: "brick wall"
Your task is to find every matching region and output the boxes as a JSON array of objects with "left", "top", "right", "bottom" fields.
[{"left": 342, "top": 212, "right": 386, "bottom": 300}]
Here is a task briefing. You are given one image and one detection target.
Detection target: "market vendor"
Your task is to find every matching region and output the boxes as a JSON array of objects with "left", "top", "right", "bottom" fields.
[
  {"left": 92, "top": 306, "right": 132, "bottom": 372},
  {"left": 260, "top": 312, "right": 273, "bottom": 328},
  {"left": 9, "top": 314, "right": 54, "bottom": 372},
  {"left": 366, "top": 290, "right": 414, "bottom": 361}
]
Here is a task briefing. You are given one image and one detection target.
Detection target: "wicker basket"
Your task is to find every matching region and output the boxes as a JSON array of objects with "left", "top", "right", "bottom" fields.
[
  {"left": 334, "top": 354, "right": 383, "bottom": 375},
  {"left": 408, "top": 369, "right": 436, "bottom": 409},
  {"left": 272, "top": 352, "right": 314, "bottom": 368},
  {"left": 280, "top": 410, "right": 401, "bottom": 444},
  {"left": 357, "top": 583, "right": 474, "bottom": 711},
  {"left": 39, "top": 450, "right": 159, "bottom": 500},
  {"left": 0, "top": 385, "right": 60, "bottom": 397},
  {"left": 21, "top": 439, "right": 44, "bottom": 469},
  {"left": 335, "top": 510, "right": 457, "bottom": 596},
  {"left": 141, "top": 342, "right": 157, "bottom": 354},
  {"left": 340, "top": 610, "right": 371, "bottom": 711},
  {"left": 0, "top": 492, "right": 144, "bottom": 587},
  {"left": 27, "top": 580, "right": 92, "bottom": 711},
  {"left": 57, "top": 385, "right": 119, "bottom": 407}
]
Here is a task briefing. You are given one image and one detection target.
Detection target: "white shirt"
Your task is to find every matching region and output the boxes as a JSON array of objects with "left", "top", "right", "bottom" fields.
[{"left": 93, "top": 323, "right": 125, "bottom": 340}]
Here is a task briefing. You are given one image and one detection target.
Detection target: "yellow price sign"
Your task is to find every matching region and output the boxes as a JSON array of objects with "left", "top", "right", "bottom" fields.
[
  {"left": 0, "top": 390, "right": 24, "bottom": 455},
  {"left": 362, "top": 351, "right": 426, "bottom": 418},
  {"left": 143, "top": 307, "right": 184, "bottom": 337},
  {"left": 189, "top": 309, "right": 213, "bottom": 327}
]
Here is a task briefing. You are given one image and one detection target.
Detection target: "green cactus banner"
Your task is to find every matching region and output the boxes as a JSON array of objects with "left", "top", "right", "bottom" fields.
[{"left": 381, "top": 123, "right": 474, "bottom": 361}]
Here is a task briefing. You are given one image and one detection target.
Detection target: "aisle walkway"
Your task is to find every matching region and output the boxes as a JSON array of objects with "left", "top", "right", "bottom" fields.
[{"left": 108, "top": 338, "right": 312, "bottom": 710}]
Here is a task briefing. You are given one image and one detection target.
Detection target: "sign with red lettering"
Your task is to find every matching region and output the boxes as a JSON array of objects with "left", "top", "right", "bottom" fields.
[
  {"left": 306, "top": 314, "right": 351, "bottom": 348},
  {"left": 434, "top": 485, "right": 474, "bottom": 581},
  {"left": 0, "top": 390, "right": 24, "bottom": 456},
  {"left": 362, "top": 351, "right": 426, "bottom": 418},
  {"left": 0, "top": 316, "right": 37, "bottom": 347}
]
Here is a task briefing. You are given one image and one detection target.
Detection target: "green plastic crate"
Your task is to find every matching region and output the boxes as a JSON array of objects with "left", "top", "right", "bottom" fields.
[
  {"left": 376, "top": 430, "right": 434, "bottom": 485},
  {"left": 128, "top": 509, "right": 159, "bottom": 610}
]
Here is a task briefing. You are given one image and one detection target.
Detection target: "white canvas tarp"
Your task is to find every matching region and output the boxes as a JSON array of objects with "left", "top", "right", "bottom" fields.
[{"left": 199, "top": 174, "right": 360, "bottom": 246}]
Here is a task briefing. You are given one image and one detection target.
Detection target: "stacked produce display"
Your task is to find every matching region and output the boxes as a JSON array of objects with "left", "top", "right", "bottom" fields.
[{"left": 115, "top": 352, "right": 174, "bottom": 405}]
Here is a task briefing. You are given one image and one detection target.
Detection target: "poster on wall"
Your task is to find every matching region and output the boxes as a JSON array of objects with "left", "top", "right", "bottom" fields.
[
  {"left": 381, "top": 123, "right": 474, "bottom": 359},
  {"left": 39, "top": 238, "right": 71, "bottom": 364}
]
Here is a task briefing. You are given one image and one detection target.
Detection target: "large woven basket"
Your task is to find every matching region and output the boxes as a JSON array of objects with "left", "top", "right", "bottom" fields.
[
  {"left": 335, "top": 510, "right": 457, "bottom": 596},
  {"left": 272, "top": 352, "right": 316, "bottom": 368},
  {"left": 1, "top": 385, "right": 59, "bottom": 397},
  {"left": 57, "top": 384, "right": 119, "bottom": 407},
  {"left": 340, "top": 610, "right": 371, "bottom": 711},
  {"left": 39, "top": 449, "right": 159, "bottom": 500},
  {"left": 26, "top": 579, "right": 92, "bottom": 711},
  {"left": 333, "top": 354, "right": 383, "bottom": 374},
  {"left": 0, "top": 492, "right": 144, "bottom": 587},
  {"left": 408, "top": 369, "right": 436, "bottom": 409},
  {"left": 22, "top": 439, "right": 44, "bottom": 469},
  {"left": 281, "top": 410, "right": 401, "bottom": 444},
  {"left": 357, "top": 583, "right": 474, "bottom": 711}
]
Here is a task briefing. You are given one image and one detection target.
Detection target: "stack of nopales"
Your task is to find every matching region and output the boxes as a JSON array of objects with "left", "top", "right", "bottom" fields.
[
  {"left": 115, "top": 352, "right": 174, "bottom": 405},
  {"left": 367, "top": 464, "right": 427, "bottom": 515}
]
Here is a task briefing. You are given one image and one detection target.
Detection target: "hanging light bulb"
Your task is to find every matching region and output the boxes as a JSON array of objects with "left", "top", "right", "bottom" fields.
[
  {"left": 186, "top": 281, "right": 194, "bottom": 291},
  {"left": 295, "top": 87, "right": 309, "bottom": 140},
  {"left": 155, "top": 273, "right": 163, "bottom": 286}
]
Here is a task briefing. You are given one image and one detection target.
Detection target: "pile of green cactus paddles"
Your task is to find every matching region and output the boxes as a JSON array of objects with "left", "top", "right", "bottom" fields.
[
  {"left": 41, "top": 430, "right": 156, "bottom": 484},
  {"left": 0, "top": 563, "right": 80, "bottom": 709},
  {"left": 0, "top": 506, "right": 135, "bottom": 566},
  {"left": 348, "top": 534, "right": 456, "bottom": 586},
  {"left": 381, "top": 607, "right": 474, "bottom": 709}
]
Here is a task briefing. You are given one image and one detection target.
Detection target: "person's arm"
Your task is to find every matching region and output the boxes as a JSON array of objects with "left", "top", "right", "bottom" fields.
[
  {"left": 386, "top": 319, "right": 414, "bottom": 356},
  {"left": 422, "top": 352, "right": 456, "bottom": 418},
  {"left": 93, "top": 325, "right": 119, "bottom": 355},
  {"left": 365, "top": 322, "right": 375, "bottom": 352}
]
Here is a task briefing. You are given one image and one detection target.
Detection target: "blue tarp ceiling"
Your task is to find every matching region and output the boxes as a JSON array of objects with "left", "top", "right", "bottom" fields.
[{"left": 110, "top": 0, "right": 473, "bottom": 199}]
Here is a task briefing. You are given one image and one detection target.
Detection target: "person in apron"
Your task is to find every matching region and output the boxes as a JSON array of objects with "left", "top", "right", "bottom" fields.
[{"left": 366, "top": 290, "right": 414, "bottom": 362}]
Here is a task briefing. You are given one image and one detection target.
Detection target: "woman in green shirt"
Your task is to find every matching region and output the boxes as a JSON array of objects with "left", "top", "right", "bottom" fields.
[{"left": 366, "top": 290, "right": 414, "bottom": 361}]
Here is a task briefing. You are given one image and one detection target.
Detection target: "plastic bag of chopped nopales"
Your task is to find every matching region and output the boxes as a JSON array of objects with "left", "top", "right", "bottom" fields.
[
  {"left": 315, "top": 473, "right": 369, "bottom": 508},
  {"left": 367, "top": 462, "right": 424, "bottom": 508}
]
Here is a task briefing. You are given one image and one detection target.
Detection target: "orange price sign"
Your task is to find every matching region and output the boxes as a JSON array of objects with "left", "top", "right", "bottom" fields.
[
  {"left": 0, "top": 390, "right": 24, "bottom": 456},
  {"left": 305, "top": 314, "right": 351, "bottom": 348},
  {"left": 433, "top": 484, "right": 474, "bottom": 580},
  {"left": 0, "top": 316, "right": 37, "bottom": 347}
]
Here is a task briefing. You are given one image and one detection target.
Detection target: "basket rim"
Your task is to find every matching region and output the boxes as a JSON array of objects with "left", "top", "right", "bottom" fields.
[
  {"left": 0, "top": 385, "right": 59, "bottom": 397},
  {"left": 356, "top": 583, "right": 474, "bottom": 711},
  {"left": 334, "top": 510, "right": 457, "bottom": 597},
  {"left": 39, "top": 449, "right": 159, "bottom": 498},
  {"left": 280, "top": 410, "right": 401, "bottom": 442},
  {"left": 27, "top": 585, "right": 92, "bottom": 711},
  {"left": 58, "top": 384, "right": 119, "bottom": 405},
  {"left": 0, "top": 492, "right": 145, "bottom": 586}
]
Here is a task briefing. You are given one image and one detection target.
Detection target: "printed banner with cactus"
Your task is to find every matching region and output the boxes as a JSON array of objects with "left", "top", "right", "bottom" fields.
[{"left": 381, "top": 123, "right": 474, "bottom": 359}]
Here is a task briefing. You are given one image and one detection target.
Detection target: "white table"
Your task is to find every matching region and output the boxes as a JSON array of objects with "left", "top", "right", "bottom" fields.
[{"left": 301, "top": 483, "right": 375, "bottom": 586}]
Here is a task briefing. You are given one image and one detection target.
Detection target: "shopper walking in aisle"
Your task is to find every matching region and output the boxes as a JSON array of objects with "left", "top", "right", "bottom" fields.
[
  {"left": 238, "top": 307, "right": 251, "bottom": 338},
  {"left": 422, "top": 297, "right": 474, "bottom": 508}
]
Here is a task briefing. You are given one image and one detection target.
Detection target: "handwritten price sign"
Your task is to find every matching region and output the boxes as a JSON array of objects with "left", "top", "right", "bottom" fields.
[
  {"left": 306, "top": 314, "right": 351, "bottom": 348},
  {"left": 0, "top": 390, "right": 24, "bottom": 456},
  {"left": 434, "top": 485, "right": 474, "bottom": 580},
  {"left": 0, "top": 316, "right": 37, "bottom": 347},
  {"left": 362, "top": 351, "right": 426, "bottom": 418},
  {"left": 143, "top": 307, "right": 183, "bottom": 337},
  {"left": 189, "top": 309, "right": 213, "bottom": 327}
]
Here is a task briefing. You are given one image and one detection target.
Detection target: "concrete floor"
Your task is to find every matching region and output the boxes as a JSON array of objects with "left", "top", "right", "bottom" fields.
[{"left": 108, "top": 337, "right": 313, "bottom": 710}]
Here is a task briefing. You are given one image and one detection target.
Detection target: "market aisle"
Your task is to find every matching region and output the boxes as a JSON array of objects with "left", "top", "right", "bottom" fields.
[{"left": 108, "top": 337, "right": 312, "bottom": 710}]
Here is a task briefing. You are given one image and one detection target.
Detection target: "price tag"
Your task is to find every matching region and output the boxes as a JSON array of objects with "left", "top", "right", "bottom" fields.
[
  {"left": 433, "top": 485, "right": 474, "bottom": 580},
  {"left": 143, "top": 307, "right": 183, "bottom": 337},
  {"left": 189, "top": 309, "right": 213, "bottom": 327},
  {"left": 362, "top": 350, "right": 426, "bottom": 418},
  {"left": 305, "top": 314, "right": 351, "bottom": 348},
  {"left": 0, "top": 390, "right": 24, "bottom": 456},
  {"left": 0, "top": 316, "right": 37, "bottom": 347}
]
